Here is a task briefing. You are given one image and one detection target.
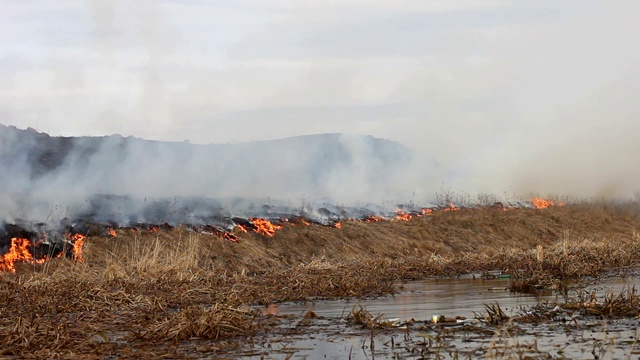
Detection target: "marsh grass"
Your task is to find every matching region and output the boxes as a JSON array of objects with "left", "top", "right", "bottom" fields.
[
  {"left": 564, "top": 286, "right": 640, "bottom": 317},
  {"left": 480, "top": 303, "right": 510, "bottom": 325},
  {"left": 140, "top": 303, "right": 259, "bottom": 341},
  {"left": 1, "top": 203, "right": 640, "bottom": 357}
]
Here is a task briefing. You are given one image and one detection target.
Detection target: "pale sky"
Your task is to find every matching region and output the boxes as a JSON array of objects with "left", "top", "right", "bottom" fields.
[{"left": 1, "top": 0, "right": 639, "bottom": 197}]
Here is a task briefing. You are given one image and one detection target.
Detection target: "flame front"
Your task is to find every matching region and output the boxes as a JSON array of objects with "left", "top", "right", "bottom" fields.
[
  {"left": 250, "top": 218, "right": 282, "bottom": 237},
  {"left": 364, "top": 215, "right": 385, "bottom": 222},
  {"left": 421, "top": 208, "right": 433, "bottom": 215},
  {"left": 68, "top": 233, "right": 86, "bottom": 262},
  {"left": 443, "top": 202, "right": 460, "bottom": 211},
  {"left": 108, "top": 228, "right": 117, "bottom": 237},
  {"left": 223, "top": 233, "right": 239, "bottom": 242},
  {"left": 531, "top": 197, "right": 554, "bottom": 209},
  {"left": 0, "top": 238, "right": 36, "bottom": 273},
  {"left": 394, "top": 210, "right": 412, "bottom": 221}
]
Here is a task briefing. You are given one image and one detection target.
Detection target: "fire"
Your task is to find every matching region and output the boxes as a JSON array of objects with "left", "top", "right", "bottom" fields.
[
  {"left": 223, "top": 233, "right": 239, "bottom": 242},
  {"left": 334, "top": 222, "right": 342, "bottom": 229},
  {"left": 151, "top": 226, "right": 159, "bottom": 233},
  {"left": 364, "top": 215, "right": 385, "bottom": 222},
  {"left": 249, "top": 218, "right": 282, "bottom": 237},
  {"left": 67, "top": 233, "right": 86, "bottom": 262},
  {"left": 394, "top": 210, "right": 413, "bottom": 221},
  {"left": 421, "top": 208, "right": 433, "bottom": 215},
  {"left": 531, "top": 197, "right": 554, "bottom": 209},
  {"left": 108, "top": 228, "right": 117, "bottom": 237},
  {"left": 235, "top": 224, "right": 248, "bottom": 233},
  {"left": 443, "top": 202, "right": 460, "bottom": 211},
  {"left": 0, "top": 238, "right": 38, "bottom": 273}
]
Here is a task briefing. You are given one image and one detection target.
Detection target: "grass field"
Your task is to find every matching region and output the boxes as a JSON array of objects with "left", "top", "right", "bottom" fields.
[{"left": 1, "top": 201, "right": 639, "bottom": 358}]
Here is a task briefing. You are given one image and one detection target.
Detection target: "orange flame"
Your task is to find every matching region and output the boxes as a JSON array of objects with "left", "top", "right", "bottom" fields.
[
  {"left": 235, "top": 224, "right": 248, "bottom": 233},
  {"left": 223, "top": 232, "right": 239, "bottom": 242},
  {"left": 394, "top": 210, "right": 412, "bottom": 221},
  {"left": 334, "top": 222, "right": 342, "bottom": 229},
  {"left": 0, "top": 238, "right": 37, "bottom": 273},
  {"left": 443, "top": 202, "right": 460, "bottom": 211},
  {"left": 151, "top": 226, "right": 159, "bottom": 233},
  {"left": 108, "top": 228, "right": 117, "bottom": 237},
  {"left": 364, "top": 215, "right": 385, "bottom": 222},
  {"left": 250, "top": 218, "right": 282, "bottom": 237},
  {"left": 421, "top": 208, "right": 433, "bottom": 215},
  {"left": 67, "top": 233, "right": 86, "bottom": 262},
  {"left": 531, "top": 197, "right": 554, "bottom": 209}
]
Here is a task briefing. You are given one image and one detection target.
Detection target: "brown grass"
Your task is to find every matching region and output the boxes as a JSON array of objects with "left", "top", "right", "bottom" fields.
[
  {"left": 563, "top": 286, "right": 640, "bottom": 317},
  {"left": 0, "top": 203, "right": 639, "bottom": 357},
  {"left": 140, "top": 304, "right": 259, "bottom": 341}
]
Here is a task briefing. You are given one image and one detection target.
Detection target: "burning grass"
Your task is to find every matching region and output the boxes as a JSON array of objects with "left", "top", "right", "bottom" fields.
[{"left": 1, "top": 202, "right": 640, "bottom": 357}]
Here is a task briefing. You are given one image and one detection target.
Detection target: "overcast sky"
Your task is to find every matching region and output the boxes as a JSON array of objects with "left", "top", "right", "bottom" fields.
[{"left": 1, "top": 0, "right": 639, "bottom": 197}]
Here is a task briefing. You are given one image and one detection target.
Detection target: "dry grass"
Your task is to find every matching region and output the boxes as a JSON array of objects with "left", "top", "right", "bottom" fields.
[
  {"left": 563, "top": 286, "right": 640, "bottom": 317},
  {"left": 0, "top": 203, "right": 639, "bottom": 357},
  {"left": 140, "top": 304, "right": 259, "bottom": 341}
]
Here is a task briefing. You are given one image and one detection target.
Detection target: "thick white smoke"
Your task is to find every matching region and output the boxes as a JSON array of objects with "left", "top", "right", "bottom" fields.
[
  {"left": 0, "top": 125, "right": 445, "bottom": 225},
  {"left": 1, "top": 0, "right": 639, "bottom": 212}
]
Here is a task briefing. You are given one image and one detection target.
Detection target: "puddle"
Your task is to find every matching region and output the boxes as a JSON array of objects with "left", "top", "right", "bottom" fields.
[
  {"left": 230, "top": 276, "right": 640, "bottom": 359},
  {"left": 275, "top": 277, "right": 557, "bottom": 320}
]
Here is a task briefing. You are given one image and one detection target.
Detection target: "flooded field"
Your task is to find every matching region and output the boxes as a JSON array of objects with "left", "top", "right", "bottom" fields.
[{"left": 230, "top": 276, "right": 640, "bottom": 359}]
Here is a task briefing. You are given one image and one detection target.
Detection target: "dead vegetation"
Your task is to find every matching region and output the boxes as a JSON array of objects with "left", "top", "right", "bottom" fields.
[
  {"left": 0, "top": 203, "right": 639, "bottom": 357},
  {"left": 140, "top": 304, "right": 259, "bottom": 341},
  {"left": 563, "top": 286, "right": 640, "bottom": 317}
]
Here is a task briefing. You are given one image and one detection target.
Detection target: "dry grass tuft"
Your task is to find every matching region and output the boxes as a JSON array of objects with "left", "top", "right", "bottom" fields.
[
  {"left": 347, "top": 305, "right": 374, "bottom": 326},
  {"left": 564, "top": 286, "right": 640, "bottom": 317},
  {"left": 479, "top": 303, "right": 510, "bottom": 325},
  {"left": 141, "top": 304, "right": 259, "bottom": 341}
]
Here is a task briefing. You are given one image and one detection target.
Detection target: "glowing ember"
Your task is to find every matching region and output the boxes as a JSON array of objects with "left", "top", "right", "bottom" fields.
[
  {"left": 67, "top": 233, "right": 86, "bottom": 262},
  {"left": 151, "top": 226, "right": 159, "bottom": 233},
  {"left": 395, "top": 210, "right": 412, "bottom": 221},
  {"left": 249, "top": 218, "right": 282, "bottom": 237},
  {"left": 443, "top": 202, "right": 460, "bottom": 211},
  {"left": 223, "top": 233, "right": 239, "bottom": 242},
  {"left": 108, "top": 228, "right": 117, "bottom": 237},
  {"left": 531, "top": 197, "right": 555, "bottom": 209},
  {"left": 0, "top": 238, "right": 38, "bottom": 273},
  {"left": 421, "top": 208, "right": 433, "bottom": 215},
  {"left": 364, "top": 215, "right": 386, "bottom": 222},
  {"left": 235, "top": 224, "right": 248, "bottom": 233}
]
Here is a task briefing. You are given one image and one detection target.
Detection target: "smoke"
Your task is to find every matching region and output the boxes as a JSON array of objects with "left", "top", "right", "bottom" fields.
[
  {"left": 0, "top": 126, "right": 444, "bottom": 225},
  {"left": 1, "top": 0, "right": 639, "bottom": 218}
]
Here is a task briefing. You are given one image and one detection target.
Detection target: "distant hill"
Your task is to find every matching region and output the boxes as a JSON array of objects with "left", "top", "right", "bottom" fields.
[
  {"left": 0, "top": 124, "right": 439, "bottom": 224},
  {"left": 0, "top": 124, "right": 418, "bottom": 185}
]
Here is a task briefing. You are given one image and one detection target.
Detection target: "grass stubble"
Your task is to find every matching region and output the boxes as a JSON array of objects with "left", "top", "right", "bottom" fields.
[{"left": 0, "top": 202, "right": 639, "bottom": 358}]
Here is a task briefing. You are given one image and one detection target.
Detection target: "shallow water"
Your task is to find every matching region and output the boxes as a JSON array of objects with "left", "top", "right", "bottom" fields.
[
  {"left": 231, "top": 275, "right": 640, "bottom": 359},
  {"left": 276, "top": 277, "right": 557, "bottom": 320}
]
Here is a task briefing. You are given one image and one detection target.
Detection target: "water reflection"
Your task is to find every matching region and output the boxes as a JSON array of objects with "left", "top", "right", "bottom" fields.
[
  {"left": 245, "top": 276, "right": 640, "bottom": 359},
  {"left": 273, "top": 278, "right": 556, "bottom": 320}
]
